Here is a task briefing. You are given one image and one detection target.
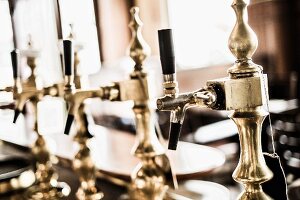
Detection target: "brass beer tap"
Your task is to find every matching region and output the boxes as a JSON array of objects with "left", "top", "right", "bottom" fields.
[
  {"left": 62, "top": 39, "right": 118, "bottom": 200},
  {"left": 11, "top": 40, "right": 70, "bottom": 199},
  {"left": 62, "top": 7, "right": 173, "bottom": 199},
  {"left": 156, "top": 0, "right": 273, "bottom": 199},
  {"left": 124, "top": 7, "right": 170, "bottom": 200}
]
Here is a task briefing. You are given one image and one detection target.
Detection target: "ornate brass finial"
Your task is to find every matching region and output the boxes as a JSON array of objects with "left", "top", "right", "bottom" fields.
[
  {"left": 228, "top": 0, "right": 262, "bottom": 75},
  {"left": 127, "top": 7, "right": 151, "bottom": 71}
]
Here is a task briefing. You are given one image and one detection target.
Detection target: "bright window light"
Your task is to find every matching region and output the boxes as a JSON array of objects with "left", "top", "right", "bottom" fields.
[
  {"left": 167, "top": 0, "right": 236, "bottom": 69},
  {"left": 0, "top": 0, "right": 14, "bottom": 88},
  {"left": 59, "top": 0, "right": 101, "bottom": 75}
]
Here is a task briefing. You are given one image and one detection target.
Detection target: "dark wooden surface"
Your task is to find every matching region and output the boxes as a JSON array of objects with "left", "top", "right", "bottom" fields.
[{"left": 0, "top": 142, "right": 127, "bottom": 200}]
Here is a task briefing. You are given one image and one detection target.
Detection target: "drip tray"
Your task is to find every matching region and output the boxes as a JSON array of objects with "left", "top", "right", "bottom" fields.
[{"left": 0, "top": 155, "right": 35, "bottom": 194}]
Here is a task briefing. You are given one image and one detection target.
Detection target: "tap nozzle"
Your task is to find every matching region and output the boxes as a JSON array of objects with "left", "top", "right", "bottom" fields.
[
  {"left": 157, "top": 29, "right": 217, "bottom": 150},
  {"left": 13, "top": 90, "right": 39, "bottom": 123},
  {"left": 168, "top": 109, "right": 184, "bottom": 150},
  {"left": 13, "top": 109, "right": 21, "bottom": 123}
]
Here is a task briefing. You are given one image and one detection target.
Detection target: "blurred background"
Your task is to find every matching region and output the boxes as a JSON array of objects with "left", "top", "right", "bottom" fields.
[{"left": 0, "top": 0, "right": 300, "bottom": 199}]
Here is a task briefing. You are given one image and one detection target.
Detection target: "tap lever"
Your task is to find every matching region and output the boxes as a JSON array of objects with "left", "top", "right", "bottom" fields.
[
  {"left": 168, "top": 122, "right": 182, "bottom": 150},
  {"left": 11, "top": 49, "right": 19, "bottom": 79},
  {"left": 63, "top": 40, "right": 74, "bottom": 76},
  {"left": 64, "top": 114, "right": 74, "bottom": 135},
  {"left": 158, "top": 29, "right": 175, "bottom": 75},
  {"left": 13, "top": 109, "right": 21, "bottom": 123}
]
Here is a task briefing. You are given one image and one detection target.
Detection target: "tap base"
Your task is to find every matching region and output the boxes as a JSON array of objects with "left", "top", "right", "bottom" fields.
[
  {"left": 76, "top": 186, "right": 104, "bottom": 200},
  {"left": 73, "top": 139, "right": 103, "bottom": 200},
  {"left": 129, "top": 158, "right": 168, "bottom": 200},
  {"left": 25, "top": 181, "right": 70, "bottom": 200},
  {"left": 237, "top": 189, "right": 272, "bottom": 200}
]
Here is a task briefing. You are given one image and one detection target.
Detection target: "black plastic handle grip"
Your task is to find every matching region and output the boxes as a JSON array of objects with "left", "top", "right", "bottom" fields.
[
  {"left": 158, "top": 29, "right": 176, "bottom": 75},
  {"left": 13, "top": 109, "right": 21, "bottom": 123},
  {"left": 168, "top": 122, "right": 182, "bottom": 150},
  {"left": 11, "top": 49, "right": 19, "bottom": 79},
  {"left": 63, "top": 40, "right": 73, "bottom": 76},
  {"left": 64, "top": 114, "right": 74, "bottom": 135}
]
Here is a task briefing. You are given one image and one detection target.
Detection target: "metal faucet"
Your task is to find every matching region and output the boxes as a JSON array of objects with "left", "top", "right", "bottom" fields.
[
  {"left": 11, "top": 39, "right": 70, "bottom": 199},
  {"left": 156, "top": 0, "right": 273, "bottom": 199},
  {"left": 62, "top": 7, "right": 173, "bottom": 200},
  {"left": 62, "top": 39, "right": 117, "bottom": 200}
]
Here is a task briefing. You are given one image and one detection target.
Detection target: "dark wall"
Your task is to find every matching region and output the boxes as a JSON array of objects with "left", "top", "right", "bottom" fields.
[{"left": 249, "top": 0, "right": 300, "bottom": 99}]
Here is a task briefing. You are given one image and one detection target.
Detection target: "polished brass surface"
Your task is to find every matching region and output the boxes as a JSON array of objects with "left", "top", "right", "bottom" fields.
[
  {"left": 156, "top": 0, "right": 273, "bottom": 199},
  {"left": 64, "top": 85, "right": 119, "bottom": 199},
  {"left": 0, "top": 43, "right": 66, "bottom": 198},
  {"left": 127, "top": 7, "right": 151, "bottom": 71},
  {"left": 25, "top": 100, "right": 70, "bottom": 200},
  {"left": 125, "top": 7, "right": 171, "bottom": 200},
  {"left": 62, "top": 42, "right": 106, "bottom": 199},
  {"left": 64, "top": 7, "right": 172, "bottom": 199},
  {"left": 227, "top": 1, "right": 273, "bottom": 199},
  {"left": 12, "top": 41, "right": 70, "bottom": 199},
  {"left": 230, "top": 108, "right": 272, "bottom": 200},
  {"left": 72, "top": 105, "right": 103, "bottom": 200}
]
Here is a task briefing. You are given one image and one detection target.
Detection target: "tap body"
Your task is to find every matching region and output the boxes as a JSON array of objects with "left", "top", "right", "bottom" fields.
[
  {"left": 156, "top": 0, "right": 273, "bottom": 199},
  {"left": 10, "top": 45, "right": 70, "bottom": 199}
]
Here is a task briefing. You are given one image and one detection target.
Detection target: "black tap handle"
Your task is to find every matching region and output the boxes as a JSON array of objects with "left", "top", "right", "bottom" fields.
[
  {"left": 13, "top": 109, "right": 21, "bottom": 123},
  {"left": 11, "top": 49, "right": 19, "bottom": 79},
  {"left": 168, "top": 122, "right": 182, "bottom": 150},
  {"left": 63, "top": 40, "right": 73, "bottom": 76},
  {"left": 158, "top": 29, "right": 176, "bottom": 75},
  {"left": 64, "top": 114, "right": 74, "bottom": 135}
]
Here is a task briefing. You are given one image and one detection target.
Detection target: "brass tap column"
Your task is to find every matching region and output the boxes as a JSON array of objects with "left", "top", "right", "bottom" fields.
[
  {"left": 227, "top": 0, "right": 273, "bottom": 199},
  {"left": 62, "top": 39, "right": 119, "bottom": 200},
  {"left": 62, "top": 39, "right": 105, "bottom": 200},
  {"left": 61, "top": 7, "right": 173, "bottom": 199},
  {"left": 11, "top": 40, "right": 70, "bottom": 199},
  {"left": 156, "top": 0, "right": 273, "bottom": 199},
  {"left": 125, "top": 7, "right": 169, "bottom": 200}
]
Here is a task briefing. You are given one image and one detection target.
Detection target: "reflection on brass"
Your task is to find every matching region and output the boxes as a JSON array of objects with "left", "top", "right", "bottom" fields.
[
  {"left": 62, "top": 30, "right": 119, "bottom": 199},
  {"left": 13, "top": 39, "right": 70, "bottom": 199},
  {"left": 72, "top": 106, "right": 103, "bottom": 200},
  {"left": 63, "top": 77, "right": 119, "bottom": 199},
  {"left": 64, "top": 7, "right": 172, "bottom": 200},
  {"left": 228, "top": 1, "right": 273, "bottom": 199},
  {"left": 124, "top": 7, "right": 170, "bottom": 200},
  {"left": 156, "top": 0, "right": 273, "bottom": 199},
  {"left": 63, "top": 59, "right": 104, "bottom": 199}
]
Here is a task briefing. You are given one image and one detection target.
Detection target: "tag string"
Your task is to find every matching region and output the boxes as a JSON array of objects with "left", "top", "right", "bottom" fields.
[{"left": 262, "top": 74, "right": 288, "bottom": 198}]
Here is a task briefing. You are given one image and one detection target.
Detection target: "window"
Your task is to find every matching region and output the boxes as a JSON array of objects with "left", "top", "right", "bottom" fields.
[
  {"left": 167, "top": 0, "right": 236, "bottom": 69},
  {"left": 59, "top": 0, "right": 101, "bottom": 75},
  {"left": 0, "top": 0, "right": 14, "bottom": 89},
  {"left": 13, "top": 0, "right": 62, "bottom": 86}
]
